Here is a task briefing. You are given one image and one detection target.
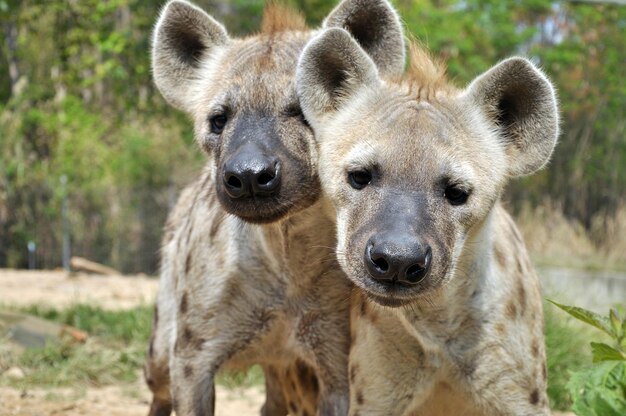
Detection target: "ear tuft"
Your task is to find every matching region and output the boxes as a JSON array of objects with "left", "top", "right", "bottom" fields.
[
  {"left": 324, "top": 0, "right": 405, "bottom": 77},
  {"left": 152, "top": 0, "right": 229, "bottom": 112},
  {"left": 467, "top": 57, "right": 559, "bottom": 176},
  {"left": 297, "top": 28, "right": 379, "bottom": 128}
]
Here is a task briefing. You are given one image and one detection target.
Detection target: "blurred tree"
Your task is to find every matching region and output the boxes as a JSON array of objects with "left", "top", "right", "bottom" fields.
[{"left": 0, "top": 0, "right": 624, "bottom": 272}]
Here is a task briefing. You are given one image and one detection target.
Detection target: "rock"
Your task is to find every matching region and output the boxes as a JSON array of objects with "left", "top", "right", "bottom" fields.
[
  {"left": 0, "top": 311, "right": 88, "bottom": 349},
  {"left": 4, "top": 366, "right": 25, "bottom": 379}
]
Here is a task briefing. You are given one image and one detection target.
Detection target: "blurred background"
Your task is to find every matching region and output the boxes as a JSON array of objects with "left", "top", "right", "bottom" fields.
[
  {"left": 0, "top": 1, "right": 625, "bottom": 414},
  {"left": 0, "top": 0, "right": 625, "bottom": 274}
]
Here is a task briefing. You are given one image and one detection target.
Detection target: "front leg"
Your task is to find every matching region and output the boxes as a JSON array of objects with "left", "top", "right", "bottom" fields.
[
  {"left": 170, "top": 293, "right": 277, "bottom": 416},
  {"left": 294, "top": 289, "right": 351, "bottom": 415}
]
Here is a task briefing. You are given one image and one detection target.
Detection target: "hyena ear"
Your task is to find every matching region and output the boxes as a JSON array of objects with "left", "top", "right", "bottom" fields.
[
  {"left": 323, "top": 0, "right": 405, "bottom": 77},
  {"left": 466, "top": 57, "right": 559, "bottom": 177},
  {"left": 152, "top": 0, "right": 229, "bottom": 112},
  {"left": 297, "top": 28, "right": 379, "bottom": 128}
]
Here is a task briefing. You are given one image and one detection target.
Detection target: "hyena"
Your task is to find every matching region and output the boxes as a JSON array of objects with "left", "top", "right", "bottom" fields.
[
  {"left": 297, "top": 28, "right": 558, "bottom": 416},
  {"left": 144, "top": 1, "right": 405, "bottom": 415}
]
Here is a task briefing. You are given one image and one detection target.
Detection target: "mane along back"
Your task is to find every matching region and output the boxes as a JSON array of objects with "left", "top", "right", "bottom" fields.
[
  {"left": 398, "top": 41, "right": 457, "bottom": 101},
  {"left": 261, "top": 1, "right": 308, "bottom": 34}
]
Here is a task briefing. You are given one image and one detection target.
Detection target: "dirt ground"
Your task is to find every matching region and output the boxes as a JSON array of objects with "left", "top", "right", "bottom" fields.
[
  {"left": 0, "top": 269, "right": 159, "bottom": 310},
  {"left": 0, "top": 269, "right": 264, "bottom": 415},
  {"left": 1, "top": 383, "right": 264, "bottom": 416}
]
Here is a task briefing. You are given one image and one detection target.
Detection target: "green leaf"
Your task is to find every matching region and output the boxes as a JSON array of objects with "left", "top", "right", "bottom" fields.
[
  {"left": 568, "top": 361, "right": 626, "bottom": 416},
  {"left": 591, "top": 342, "right": 626, "bottom": 363},
  {"left": 610, "top": 309, "right": 622, "bottom": 338},
  {"left": 547, "top": 299, "right": 614, "bottom": 337}
]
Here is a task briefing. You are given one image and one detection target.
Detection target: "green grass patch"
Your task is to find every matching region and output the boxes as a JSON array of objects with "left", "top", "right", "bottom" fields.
[
  {"left": 0, "top": 303, "right": 265, "bottom": 390},
  {"left": 0, "top": 304, "right": 153, "bottom": 389}
]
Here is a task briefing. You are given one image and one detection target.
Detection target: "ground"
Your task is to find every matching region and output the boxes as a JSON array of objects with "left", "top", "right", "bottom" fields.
[{"left": 0, "top": 269, "right": 264, "bottom": 416}]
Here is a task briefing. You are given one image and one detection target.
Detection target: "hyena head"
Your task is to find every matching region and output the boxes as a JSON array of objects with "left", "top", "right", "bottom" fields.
[
  {"left": 152, "top": 0, "right": 405, "bottom": 223},
  {"left": 297, "top": 29, "right": 558, "bottom": 306}
]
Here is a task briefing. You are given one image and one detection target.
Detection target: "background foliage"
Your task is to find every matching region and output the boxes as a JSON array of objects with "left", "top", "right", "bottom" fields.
[{"left": 0, "top": 0, "right": 625, "bottom": 273}]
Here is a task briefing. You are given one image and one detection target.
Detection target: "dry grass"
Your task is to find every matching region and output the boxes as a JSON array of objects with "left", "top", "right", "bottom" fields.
[{"left": 515, "top": 202, "right": 626, "bottom": 271}]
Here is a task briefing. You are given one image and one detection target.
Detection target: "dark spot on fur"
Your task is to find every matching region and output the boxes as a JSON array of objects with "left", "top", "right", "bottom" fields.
[
  {"left": 185, "top": 253, "right": 192, "bottom": 274},
  {"left": 183, "top": 326, "right": 193, "bottom": 343},
  {"left": 194, "top": 336, "right": 206, "bottom": 351},
  {"left": 460, "top": 360, "right": 477, "bottom": 377},
  {"left": 495, "top": 322, "right": 506, "bottom": 335},
  {"left": 494, "top": 245, "right": 506, "bottom": 267},
  {"left": 350, "top": 365, "right": 358, "bottom": 382},
  {"left": 180, "top": 292, "right": 188, "bottom": 314},
  {"left": 209, "top": 211, "right": 224, "bottom": 241},
  {"left": 530, "top": 388, "right": 539, "bottom": 405},
  {"left": 184, "top": 365, "right": 193, "bottom": 378},
  {"left": 302, "top": 410, "right": 311, "bottom": 416},
  {"left": 505, "top": 299, "right": 518, "bottom": 320},
  {"left": 542, "top": 363, "right": 547, "bottom": 380},
  {"left": 289, "top": 401, "right": 297, "bottom": 413},
  {"left": 356, "top": 390, "right": 364, "bottom": 405},
  {"left": 309, "top": 370, "right": 319, "bottom": 395},
  {"left": 360, "top": 298, "right": 367, "bottom": 316},
  {"left": 531, "top": 340, "right": 539, "bottom": 357},
  {"left": 518, "top": 282, "right": 527, "bottom": 310},
  {"left": 149, "top": 338, "right": 155, "bottom": 357},
  {"left": 516, "top": 258, "right": 523, "bottom": 274}
]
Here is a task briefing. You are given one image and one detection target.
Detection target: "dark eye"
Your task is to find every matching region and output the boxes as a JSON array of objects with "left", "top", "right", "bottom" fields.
[
  {"left": 285, "top": 105, "right": 310, "bottom": 128},
  {"left": 210, "top": 113, "right": 228, "bottom": 134},
  {"left": 444, "top": 185, "right": 469, "bottom": 205},
  {"left": 348, "top": 170, "right": 372, "bottom": 190}
]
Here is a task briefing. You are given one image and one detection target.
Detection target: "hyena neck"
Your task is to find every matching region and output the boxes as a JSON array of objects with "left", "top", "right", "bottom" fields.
[
  {"left": 441, "top": 204, "right": 517, "bottom": 317},
  {"left": 255, "top": 198, "right": 338, "bottom": 277}
]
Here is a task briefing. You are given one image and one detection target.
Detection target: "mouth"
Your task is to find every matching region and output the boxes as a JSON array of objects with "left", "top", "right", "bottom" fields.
[
  {"left": 354, "top": 277, "right": 421, "bottom": 308},
  {"left": 219, "top": 195, "right": 294, "bottom": 224},
  {"left": 364, "top": 290, "right": 413, "bottom": 307}
]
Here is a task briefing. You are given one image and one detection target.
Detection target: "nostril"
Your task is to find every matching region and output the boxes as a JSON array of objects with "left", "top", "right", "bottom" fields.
[
  {"left": 406, "top": 263, "right": 424, "bottom": 276},
  {"left": 372, "top": 257, "right": 389, "bottom": 273},
  {"left": 257, "top": 172, "right": 275, "bottom": 186},
  {"left": 226, "top": 175, "right": 242, "bottom": 189}
]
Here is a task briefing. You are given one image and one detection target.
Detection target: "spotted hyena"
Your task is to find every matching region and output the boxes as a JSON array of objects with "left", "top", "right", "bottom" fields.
[
  {"left": 144, "top": 1, "right": 405, "bottom": 415},
  {"left": 297, "top": 28, "right": 559, "bottom": 416}
]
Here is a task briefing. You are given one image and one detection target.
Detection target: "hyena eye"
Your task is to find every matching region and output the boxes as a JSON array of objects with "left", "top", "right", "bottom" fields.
[
  {"left": 444, "top": 185, "right": 469, "bottom": 205},
  {"left": 348, "top": 170, "right": 372, "bottom": 190},
  {"left": 209, "top": 114, "right": 228, "bottom": 134}
]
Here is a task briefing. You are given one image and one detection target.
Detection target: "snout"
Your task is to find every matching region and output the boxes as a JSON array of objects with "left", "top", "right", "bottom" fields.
[
  {"left": 364, "top": 233, "right": 432, "bottom": 286},
  {"left": 223, "top": 147, "right": 281, "bottom": 199}
]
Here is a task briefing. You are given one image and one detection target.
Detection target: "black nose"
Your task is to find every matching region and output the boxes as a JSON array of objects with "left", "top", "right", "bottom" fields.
[
  {"left": 364, "top": 234, "right": 432, "bottom": 286},
  {"left": 223, "top": 153, "right": 281, "bottom": 198}
]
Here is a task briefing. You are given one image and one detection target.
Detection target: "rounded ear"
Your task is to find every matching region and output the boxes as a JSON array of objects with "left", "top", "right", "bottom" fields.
[
  {"left": 466, "top": 57, "right": 559, "bottom": 176},
  {"left": 296, "top": 28, "right": 380, "bottom": 129},
  {"left": 323, "top": 0, "right": 405, "bottom": 77},
  {"left": 152, "top": 0, "right": 229, "bottom": 112}
]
